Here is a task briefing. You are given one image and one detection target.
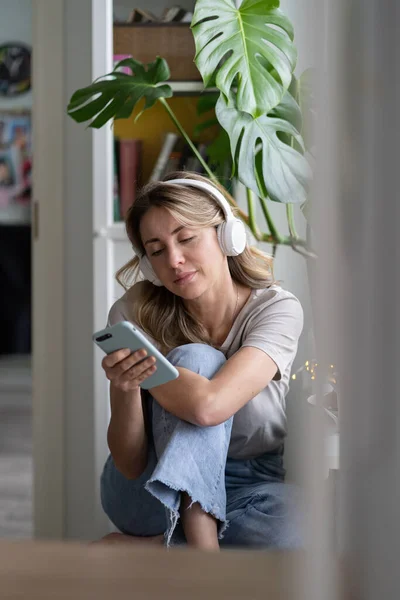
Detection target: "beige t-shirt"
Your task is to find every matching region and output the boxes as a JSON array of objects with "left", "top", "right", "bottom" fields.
[{"left": 107, "top": 283, "right": 304, "bottom": 460}]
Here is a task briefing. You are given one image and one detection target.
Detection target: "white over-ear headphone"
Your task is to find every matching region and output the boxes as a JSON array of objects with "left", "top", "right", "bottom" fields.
[{"left": 132, "top": 178, "right": 247, "bottom": 287}]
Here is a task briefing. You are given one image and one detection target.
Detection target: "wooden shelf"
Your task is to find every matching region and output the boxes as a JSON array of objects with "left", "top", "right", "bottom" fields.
[{"left": 113, "top": 24, "right": 201, "bottom": 81}]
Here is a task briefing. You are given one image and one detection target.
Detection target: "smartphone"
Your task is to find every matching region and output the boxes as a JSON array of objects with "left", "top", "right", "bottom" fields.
[{"left": 93, "top": 321, "right": 179, "bottom": 390}]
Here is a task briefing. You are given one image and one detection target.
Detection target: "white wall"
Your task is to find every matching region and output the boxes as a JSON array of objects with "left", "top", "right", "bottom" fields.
[{"left": 0, "top": 0, "right": 32, "bottom": 110}]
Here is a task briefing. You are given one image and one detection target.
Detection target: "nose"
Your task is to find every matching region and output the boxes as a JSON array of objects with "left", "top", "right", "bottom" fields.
[{"left": 166, "top": 244, "right": 185, "bottom": 269}]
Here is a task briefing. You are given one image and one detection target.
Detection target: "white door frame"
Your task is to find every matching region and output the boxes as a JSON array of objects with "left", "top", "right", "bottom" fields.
[
  {"left": 32, "top": 0, "right": 65, "bottom": 540},
  {"left": 32, "top": 0, "right": 113, "bottom": 540}
]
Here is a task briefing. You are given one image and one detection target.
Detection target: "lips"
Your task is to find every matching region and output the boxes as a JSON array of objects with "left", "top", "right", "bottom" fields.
[{"left": 174, "top": 271, "right": 197, "bottom": 284}]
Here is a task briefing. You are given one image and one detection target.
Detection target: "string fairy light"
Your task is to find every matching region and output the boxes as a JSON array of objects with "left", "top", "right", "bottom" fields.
[{"left": 291, "top": 359, "right": 337, "bottom": 384}]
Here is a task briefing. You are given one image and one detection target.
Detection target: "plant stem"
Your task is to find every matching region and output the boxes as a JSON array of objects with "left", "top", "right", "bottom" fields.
[
  {"left": 246, "top": 188, "right": 261, "bottom": 239},
  {"left": 258, "top": 196, "right": 281, "bottom": 242},
  {"left": 259, "top": 232, "right": 316, "bottom": 258},
  {"left": 286, "top": 203, "right": 299, "bottom": 239},
  {"left": 158, "top": 97, "right": 249, "bottom": 223},
  {"left": 159, "top": 97, "right": 216, "bottom": 182}
]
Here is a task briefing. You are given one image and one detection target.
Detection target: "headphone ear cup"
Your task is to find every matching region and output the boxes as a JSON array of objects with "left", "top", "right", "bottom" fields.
[
  {"left": 216, "top": 222, "right": 227, "bottom": 254},
  {"left": 140, "top": 255, "right": 163, "bottom": 287},
  {"left": 217, "top": 219, "right": 247, "bottom": 256}
]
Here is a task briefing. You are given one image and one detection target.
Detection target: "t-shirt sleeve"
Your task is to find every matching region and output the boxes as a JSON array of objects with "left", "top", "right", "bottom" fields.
[
  {"left": 241, "top": 295, "right": 304, "bottom": 380},
  {"left": 106, "top": 299, "right": 128, "bottom": 327},
  {"left": 106, "top": 295, "right": 160, "bottom": 350}
]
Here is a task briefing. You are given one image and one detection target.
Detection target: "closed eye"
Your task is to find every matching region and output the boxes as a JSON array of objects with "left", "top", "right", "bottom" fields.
[{"left": 151, "top": 237, "right": 195, "bottom": 257}]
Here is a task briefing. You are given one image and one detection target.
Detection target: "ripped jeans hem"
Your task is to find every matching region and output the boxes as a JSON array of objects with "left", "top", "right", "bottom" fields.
[{"left": 145, "top": 477, "right": 229, "bottom": 547}]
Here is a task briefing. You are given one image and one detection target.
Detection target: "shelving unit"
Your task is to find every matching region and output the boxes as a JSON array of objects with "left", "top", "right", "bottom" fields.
[{"left": 112, "top": 22, "right": 220, "bottom": 223}]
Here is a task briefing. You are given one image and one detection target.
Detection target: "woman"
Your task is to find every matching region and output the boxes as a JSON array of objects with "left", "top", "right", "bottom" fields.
[{"left": 100, "top": 171, "right": 304, "bottom": 551}]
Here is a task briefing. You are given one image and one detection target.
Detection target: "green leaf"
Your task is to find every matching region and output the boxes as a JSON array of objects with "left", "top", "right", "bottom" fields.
[
  {"left": 269, "top": 89, "right": 302, "bottom": 132},
  {"left": 207, "top": 129, "right": 232, "bottom": 172},
  {"left": 67, "top": 57, "right": 173, "bottom": 128},
  {"left": 196, "top": 93, "right": 219, "bottom": 116},
  {"left": 216, "top": 93, "right": 312, "bottom": 204},
  {"left": 194, "top": 117, "right": 219, "bottom": 137},
  {"left": 194, "top": 93, "right": 219, "bottom": 136},
  {"left": 296, "top": 68, "right": 316, "bottom": 152},
  {"left": 192, "top": 0, "right": 297, "bottom": 118}
]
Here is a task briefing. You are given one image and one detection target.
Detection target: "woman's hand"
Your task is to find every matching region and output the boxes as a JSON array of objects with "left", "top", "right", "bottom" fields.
[{"left": 102, "top": 348, "right": 157, "bottom": 392}]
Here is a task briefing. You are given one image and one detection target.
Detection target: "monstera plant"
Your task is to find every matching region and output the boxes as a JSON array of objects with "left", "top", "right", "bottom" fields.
[{"left": 67, "top": 0, "right": 315, "bottom": 257}]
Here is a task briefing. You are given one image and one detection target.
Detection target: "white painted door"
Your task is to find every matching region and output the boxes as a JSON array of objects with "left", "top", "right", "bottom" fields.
[{"left": 32, "top": 0, "right": 128, "bottom": 540}]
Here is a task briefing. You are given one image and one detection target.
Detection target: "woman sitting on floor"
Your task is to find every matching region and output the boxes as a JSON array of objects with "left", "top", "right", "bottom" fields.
[{"left": 100, "top": 171, "right": 304, "bottom": 551}]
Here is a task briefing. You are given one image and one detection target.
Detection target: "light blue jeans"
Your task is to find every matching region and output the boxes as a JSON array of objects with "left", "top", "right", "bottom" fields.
[{"left": 101, "top": 343, "right": 303, "bottom": 548}]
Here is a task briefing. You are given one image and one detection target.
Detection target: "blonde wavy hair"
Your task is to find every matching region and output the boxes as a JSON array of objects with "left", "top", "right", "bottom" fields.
[{"left": 116, "top": 171, "right": 275, "bottom": 353}]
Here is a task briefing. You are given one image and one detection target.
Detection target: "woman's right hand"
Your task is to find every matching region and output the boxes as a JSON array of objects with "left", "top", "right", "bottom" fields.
[{"left": 102, "top": 348, "right": 157, "bottom": 392}]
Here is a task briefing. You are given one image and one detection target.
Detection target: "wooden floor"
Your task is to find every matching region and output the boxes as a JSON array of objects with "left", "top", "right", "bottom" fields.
[{"left": 0, "top": 355, "right": 33, "bottom": 539}]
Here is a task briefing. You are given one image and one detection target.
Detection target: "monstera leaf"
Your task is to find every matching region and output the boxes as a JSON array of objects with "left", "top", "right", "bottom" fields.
[
  {"left": 216, "top": 92, "right": 311, "bottom": 203},
  {"left": 296, "top": 68, "right": 316, "bottom": 153},
  {"left": 67, "top": 57, "right": 172, "bottom": 128},
  {"left": 290, "top": 69, "right": 316, "bottom": 219},
  {"left": 192, "top": 0, "right": 297, "bottom": 118}
]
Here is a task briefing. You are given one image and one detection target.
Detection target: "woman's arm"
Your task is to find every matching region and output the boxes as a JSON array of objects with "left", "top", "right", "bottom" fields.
[
  {"left": 150, "top": 351, "right": 277, "bottom": 426},
  {"left": 107, "top": 384, "right": 148, "bottom": 479},
  {"left": 150, "top": 295, "right": 303, "bottom": 426}
]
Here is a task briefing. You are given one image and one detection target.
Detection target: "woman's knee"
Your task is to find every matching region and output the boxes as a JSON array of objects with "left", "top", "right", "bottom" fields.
[{"left": 166, "top": 343, "right": 226, "bottom": 379}]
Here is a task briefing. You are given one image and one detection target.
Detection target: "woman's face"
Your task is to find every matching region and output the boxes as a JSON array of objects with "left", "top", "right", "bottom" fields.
[{"left": 139, "top": 205, "right": 226, "bottom": 299}]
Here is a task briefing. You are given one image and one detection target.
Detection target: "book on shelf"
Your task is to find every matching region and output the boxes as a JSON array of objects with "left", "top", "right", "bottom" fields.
[
  {"left": 176, "top": 141, "right": 209, "bottom": 174},
  {"left": 150, "top": 136, "right": 213, "bottom": 182},
  {"left": 160, "top": 5, "right": 192, "bottom": 22},
  {"left": 127, "top": 8, "right": 158, "bottom": 23},
  {"left": 113, "top": 139, "right": 121, "bottom": 221},
  {"left": 123, "top": 5, "right": 193, "bottom": 24},
  {"left": 183, "top": 142, "right": 208, "bottom": 173},
  {"left": 162, "top": 137, "right": 186, "bottom": 175},
  {"left": 117, "top": 138, "right": 142, "bottom": 219},
  {"left": 149, "top": 132, "right": 179, "bottom": 181}
]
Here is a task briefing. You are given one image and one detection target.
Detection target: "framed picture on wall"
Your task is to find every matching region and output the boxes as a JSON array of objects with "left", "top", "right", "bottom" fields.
[
  {"left": 0, "top": 43, "right": 32, "bottom": 97},
  {"left": 0, "top": 111, "right": 32, "bottom": 214}
]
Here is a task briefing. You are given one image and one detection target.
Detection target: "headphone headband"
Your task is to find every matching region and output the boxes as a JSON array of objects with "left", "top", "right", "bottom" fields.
[
  {"left": 165, "top": 178, "right": 235, "bottom": 222},
  {"left": 130, "top": 178, "right": 246, "bottom": 285}
]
